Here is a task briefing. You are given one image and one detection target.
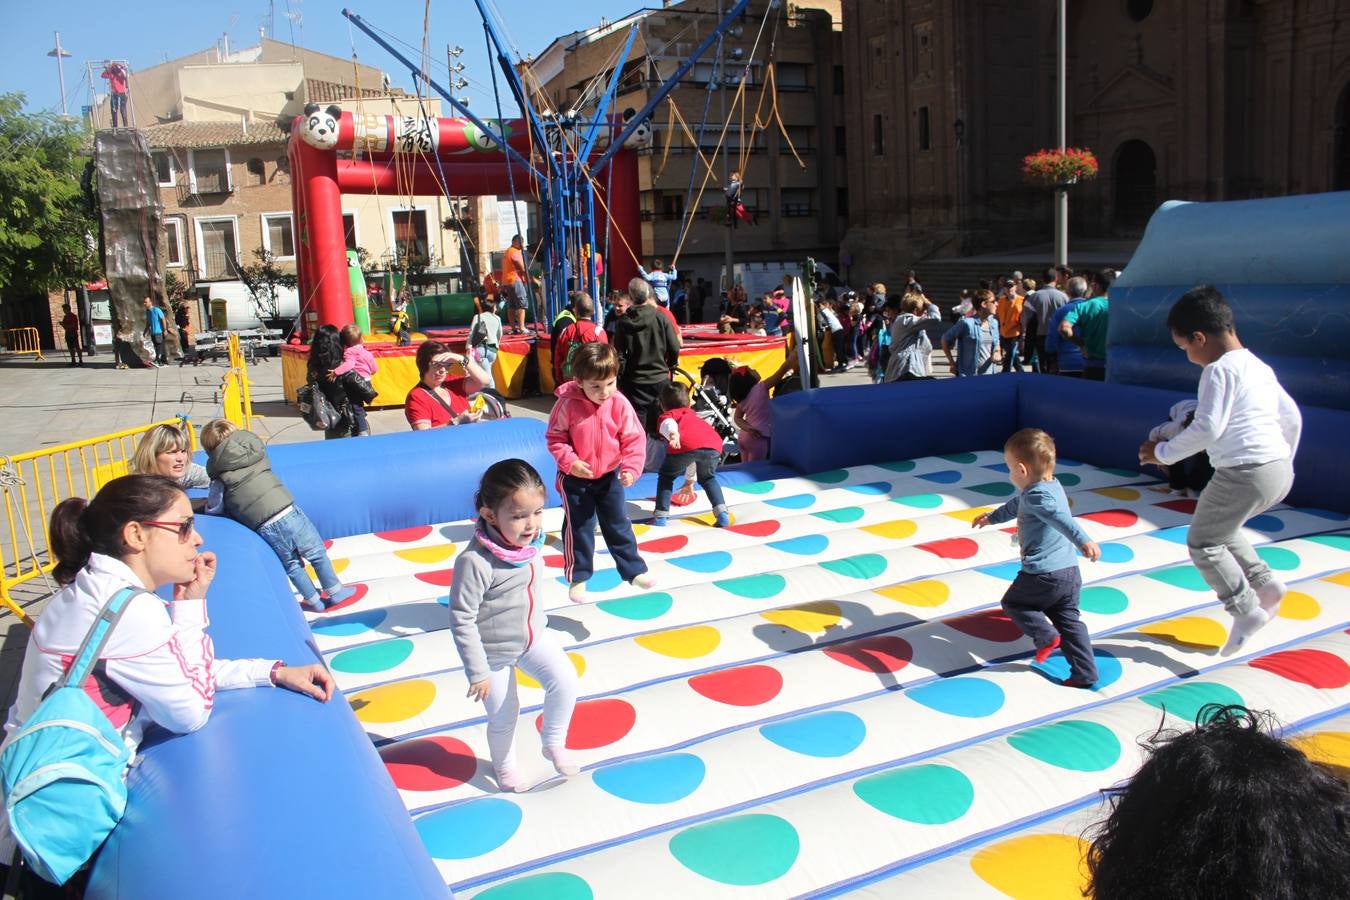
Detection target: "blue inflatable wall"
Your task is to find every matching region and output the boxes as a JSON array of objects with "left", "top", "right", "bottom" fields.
[{"left": 1107, "top": 192, "right": 1350, "bottom": 410}]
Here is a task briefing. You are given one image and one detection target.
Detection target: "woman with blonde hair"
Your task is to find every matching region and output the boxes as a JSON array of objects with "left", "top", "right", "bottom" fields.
[{"left": 129, "top": 423, "right": 208, "bottom": 489}]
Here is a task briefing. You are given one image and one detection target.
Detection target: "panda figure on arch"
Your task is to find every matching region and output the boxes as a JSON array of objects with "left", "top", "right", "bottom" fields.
[{"left": 298, "top": 103, "right": 344, "bottom": 150}]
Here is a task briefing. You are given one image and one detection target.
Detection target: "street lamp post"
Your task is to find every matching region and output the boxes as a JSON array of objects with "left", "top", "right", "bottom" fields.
[
  {"left": 47, "top": 32, "right": 72, "bottom": 117},
  {"left": 1054, "top": 0, "right": 1068, "bottom": 268}
]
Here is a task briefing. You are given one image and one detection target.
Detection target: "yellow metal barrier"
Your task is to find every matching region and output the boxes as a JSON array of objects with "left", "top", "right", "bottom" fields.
[
  {"left": 4, "top": 327, "right": 45, "bottom": 360},
  {"left": 0, "top": 416, "right": 196, "bottom": 623},
  {"left": 221, "top": 333, "right": 257, "bottom": 430}
]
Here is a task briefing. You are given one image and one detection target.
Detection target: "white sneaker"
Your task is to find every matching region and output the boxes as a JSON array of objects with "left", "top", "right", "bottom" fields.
[
  {"left": 1257, "top": 580, "right": 1287, "bottom": 617},
  {"left": 1219, "top": 607, "right": 1271, "bottom": 657}
]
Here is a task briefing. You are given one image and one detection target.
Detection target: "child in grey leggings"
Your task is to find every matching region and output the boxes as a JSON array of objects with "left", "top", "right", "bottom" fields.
[{"left": 1139, "top": 286, "right": 1302, "bottom": 657}]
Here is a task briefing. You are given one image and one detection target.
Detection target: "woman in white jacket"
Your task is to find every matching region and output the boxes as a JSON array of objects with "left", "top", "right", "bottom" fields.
[{"left": 2, "top": 475, "right": 333, "bottom": 884}]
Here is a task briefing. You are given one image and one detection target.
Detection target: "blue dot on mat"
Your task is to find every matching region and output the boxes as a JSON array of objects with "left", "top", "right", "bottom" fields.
[
  {"left": 437, "top": 593, "right": 450, "bottom": 607},
  {"left": 555, "top": 569, "right": 623, "bottom": 592},
  {"left": 768, "top": 534, "right": 830, "bottom": 556},
  {"left": 592, "top": 753, "right": 706, "bottom": 804},
  {"left": 983, "top": 463, "right": 1010, "bottom": 473},
  {"left": 1245, "top": 513, "right": 1284, "bottom": 533},
  {"left": 908, "top": 677, "right": 1005, "bottom": 718},
  {"left": 845, "top": 481, "right": 892, "bottom": 496},
  {"left": 1098, "top": 542, "right": 1135, "bottom": 564},
  {"left": 918, "top": 470, "right": 963, "bottom": 485},
  {"left": 766, "top": 494, "right": 816, "bottom": 510},
  {"left": 1150, "top": 526, "right": 1190, "bottom": 545},
  {"left": 310, "top": 609, "right": 388, "bottom": 637},
  {"left": 669, "top": 551, "right": 733, "bottom": 574},
  {"left": 759, "top": 710, "right": 867, "bottom": 758},
  {"left": 977, "top": 561, "right": 1022, "bottom": 582},
  {"left": 415, "top": 797, "right": 522, "bottom": 859},
  {"left": 1033, "top": 649, "right": 1123, "bottom": 689}
]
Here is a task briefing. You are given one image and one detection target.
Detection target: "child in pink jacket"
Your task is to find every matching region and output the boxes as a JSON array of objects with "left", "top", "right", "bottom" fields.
[
  {"left": 546, "top": 342, "right": 654, "bottom": 602},
  {"left": 331, "top": 324, "right": 379, "bottom": 436}
]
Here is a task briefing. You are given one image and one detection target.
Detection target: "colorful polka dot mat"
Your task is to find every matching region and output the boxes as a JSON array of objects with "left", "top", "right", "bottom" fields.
[{"left": 302, "top": 452, "right": 1350, "bottom": 897}]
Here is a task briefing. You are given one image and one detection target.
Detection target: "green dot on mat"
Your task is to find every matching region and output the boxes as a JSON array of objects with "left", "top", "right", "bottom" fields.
[
  {"left": 878, "top": 460, "right": 918, "bottom": 472},
  {"left": 811, "top": 469, "right": 849, "bottom": 484},
  {"left": 968, "top": 482, "right": 1016, "bottom": 497},
  {"left": 892, "top": 493, "right": 944, "bottom": 509},
  {"left": 1255, "top": 546, "right": 1300, "bottom": 571},
  {"left": 1057, "top": 473, "right": 1082, "bottom": 487},
  {"left": 474, "top": 872, "right": 594, "bottom": 900},
  {"left": 853, "top": 764, "right": 974, "bottom": 824},
  {"left": 1007, "top": 720, "right": 1122, "bottom": 772},
  {"left": 729, "top": 480, "right": 775, "bottom": 495},
  {"left": 1304, "top": 533, "right": 1350, "bottom": 551},
  {"left": 1080, "top": 585, "right": 1130, "bottom": 615},
  {"left": 596, "top": 592, "right": 674, "bottom": 620},
  {"left": 715, "top": 573, "right": 788, "bottom": 599},
  {"left": 668, "top": 814, "right": 800, "bottom": 886},
  {"left": 1141, "top": 681, "right": 1245, "bottom": 723},
  {"left": 813, "top": 506, "right": 866, "bottom": 523},
  {"left": 820, "top": 553, "right": 888, "bottom": 580},
  {"left": 1145, "top": 565, "right": 1212, "bottom": 592},
  {"left": 329, "top": 639, "right": 414, "bottom": 674},
  {"left": 939, "top": 452, "right": 979, "bottom": 463}
]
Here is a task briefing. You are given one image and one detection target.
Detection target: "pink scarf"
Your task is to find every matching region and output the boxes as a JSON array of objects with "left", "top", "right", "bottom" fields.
[{"left": 475, "top": 521, "right": 543, "bottom": 567}]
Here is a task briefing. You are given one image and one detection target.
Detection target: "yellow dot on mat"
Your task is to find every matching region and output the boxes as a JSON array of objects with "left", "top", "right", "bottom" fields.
[
  {"left": 943, "top": 507, "right": 992, "bottom": 524},
  {"left": 1322, "top": 570, "right": 1350, "bottom": 588},
  {"left": 632, "top": 523, "right": 651, "bottom": 537},
  {"left": 348, "top": 679, "right": 436, "bottom": 724},
  {"left": 874, "top": 579, "right": 951, "bottom": 608},
  {"left": 683, "top": 511, "right": 735, "bottom": 528},
  {"left": 1290, "top": 731, "right": 1350, "bottom": 769},
  {"left": 634, "top": 625, "right": 721, "bottom": 658},
  {"left": 517, "top": 652, "right": 586, "bottom": 689},
  {"left": 306, "top": 558, "right": 349, "bottom": 581},
  {"left": 1137, "top": 616, "right": 1227, "bottom": 651},
  {"left": 970, "top": 833, "right": 1090, "bottom": 900},
  {"left": 760, "top": 601, "right": 843, "bottom": 634},
  {"left": 395, "top": 543, "right": 456, "bottom": 564},
  {"left": 862, "top": 519, "right": 919, "bottom": 539},
  {"left": 1093, "top": 487, "right": 1142, "bottom": 501},
  {"left": 1276, "top": 590, "right": 1320, "bottom": 620}
]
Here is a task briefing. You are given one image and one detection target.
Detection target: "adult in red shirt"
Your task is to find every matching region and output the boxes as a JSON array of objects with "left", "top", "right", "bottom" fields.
[
  {"left": 60, "top": 302, "right": 83, "bottom": 367},
  {"left": 101, "top": 61, "right": 129, "bottom": 128},
  {"left": 405, "top": 340, "right": 491, "bottom": 430}
]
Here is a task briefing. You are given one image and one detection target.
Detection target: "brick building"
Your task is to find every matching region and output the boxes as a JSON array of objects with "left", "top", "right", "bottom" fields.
[
  {"left": 839, "top": 0, "right": 1350, "bottom": 285},
  {"left": 532, "top": 0, "right": 844, "bottom": 297}
]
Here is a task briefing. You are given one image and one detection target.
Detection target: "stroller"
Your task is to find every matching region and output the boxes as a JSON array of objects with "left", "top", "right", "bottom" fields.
[{"left": 673, "top": 359, "right": 739, "bottom": 459}]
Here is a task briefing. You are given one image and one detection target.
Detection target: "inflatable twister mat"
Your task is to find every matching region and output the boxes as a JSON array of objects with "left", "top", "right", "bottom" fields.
[{"left": 306, "top": 451, "right": 1350, "bottom": 898}]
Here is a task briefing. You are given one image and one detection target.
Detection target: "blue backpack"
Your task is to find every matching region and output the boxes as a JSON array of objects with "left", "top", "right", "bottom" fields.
[{"left": 1, "top": 587, "right": 138, "bottom": 885}]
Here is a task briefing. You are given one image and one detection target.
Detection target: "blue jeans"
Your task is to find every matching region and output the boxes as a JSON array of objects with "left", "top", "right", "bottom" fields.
[
  {"left": 655, "top": 448, "right": 726, "bottom": 516},
  {"left": 257, "top": 506, "right": 339, "bottom": 602},
  {"left": 1001, "top": 566, "right": 1097, "bottom": 683},
  {"left": 473, "top": 345, "right": 498, "bottom": 389}
]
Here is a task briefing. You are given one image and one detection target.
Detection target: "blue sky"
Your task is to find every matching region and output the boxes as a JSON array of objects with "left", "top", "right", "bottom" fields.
[{"left": 6, "top": 0, "right": 641, "bottom": 117}]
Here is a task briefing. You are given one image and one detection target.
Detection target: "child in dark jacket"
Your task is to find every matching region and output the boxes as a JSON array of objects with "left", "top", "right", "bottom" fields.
[{"left": 201, "top": 419, "right": 355, "bottom": 611}]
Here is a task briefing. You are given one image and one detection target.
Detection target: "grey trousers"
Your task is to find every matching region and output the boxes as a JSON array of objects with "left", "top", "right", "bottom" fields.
[{"left": 1186, "top": 458, "right": 1293, "bottom": 616}]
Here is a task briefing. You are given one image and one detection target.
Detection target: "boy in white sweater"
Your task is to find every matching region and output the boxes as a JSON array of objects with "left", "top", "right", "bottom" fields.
[{"left": 1139, "top": 285, "right": 1302, "bottom": 657}]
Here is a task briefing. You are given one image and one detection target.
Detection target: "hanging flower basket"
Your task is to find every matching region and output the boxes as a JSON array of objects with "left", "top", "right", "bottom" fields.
[{"left": 1022, "top": 148, "right": 1099, "bottom": 188}]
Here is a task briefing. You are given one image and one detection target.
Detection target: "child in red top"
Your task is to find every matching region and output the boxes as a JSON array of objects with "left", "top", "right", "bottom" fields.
[
  {"left": 546, "top": 342, "right": 654, "bottom": 602},
  {"left": 653, "top": 383, "right": 729, "bottom": 527}
]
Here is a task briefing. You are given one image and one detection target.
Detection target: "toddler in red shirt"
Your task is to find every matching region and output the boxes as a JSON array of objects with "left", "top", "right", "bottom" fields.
[{"left": 653, "top": 382, "right": 729, "bottom": 527}]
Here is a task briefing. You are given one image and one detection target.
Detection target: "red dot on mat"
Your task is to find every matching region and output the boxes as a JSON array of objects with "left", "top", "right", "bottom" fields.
[
  {"left": 688, "top": 664, "right": 784, "bottom": 706},
  {"left": 946, "top": 609, "right": 1024, "bottom": 642},
  {"left": 380, "top": 736, "right": 478, "bottom": 791},
  {"left": 1157, "top": 498, "right": 1198, "bottom": 514},
  {"left": 414, "top": 569, "right": 455, "bottom": 587},
  {"left": 824, "top": 635, "right": 913, "bottom": 673},
  {"left": 538, "top": 698, "right": 637, "bottom": 750},
  {"left": 1249, "top": 649, "right": 1350, "bottom": 689},
  {"left": 376, "top": 525, "right": 435, "bottom": 542},
  {"left": 639, "top": 535, "right": 690, "bottom": 554},
  {"left": 323, "top": 540, "right": 334, "bottom": 550},
  {"left": 724, "top": 519, "right": 782, "bottom": 538},
  {"left": 543, "top": 554, "right": 566, "bottom": 569},
  {"left": 323, "top": 582, "right": 368, "bottom": 612},
  {"left": 917, "top": 537, "right": 980, "bottom": 560},
  {"left": 1080, "top": 508, "right": 1139, "bottom": 528}
]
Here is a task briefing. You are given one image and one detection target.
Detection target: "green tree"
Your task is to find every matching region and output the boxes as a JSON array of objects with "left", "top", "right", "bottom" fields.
[
  {"left": 0, "top": 93, "right": 100, "bottom": 294},
  {"left": 237, "top": 248, "right": 298, "bottom": 322}
]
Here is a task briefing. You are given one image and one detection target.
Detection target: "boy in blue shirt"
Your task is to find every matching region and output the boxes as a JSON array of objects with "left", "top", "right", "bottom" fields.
[{"left": 974, "top": 428, "right": 1102, "bottom": 687}]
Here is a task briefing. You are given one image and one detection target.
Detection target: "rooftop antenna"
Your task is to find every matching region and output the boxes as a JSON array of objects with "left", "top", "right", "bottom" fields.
[{"left": 47, "top": 32, "right": 72, "bottom": 116}]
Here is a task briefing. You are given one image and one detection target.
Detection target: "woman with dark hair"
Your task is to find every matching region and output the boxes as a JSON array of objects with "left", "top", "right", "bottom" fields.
[
  {"left": 404, "top": 339, "right": 491, "bottom": 430},
  {"left": 1086, "top": 704, "right": 1350, "bottom": 900},
  {"left": 1, "top": 475, "right": 333, "bottom": 886},
  {"left": 307, "top": 324, "right": 352, "bottom": 440}
]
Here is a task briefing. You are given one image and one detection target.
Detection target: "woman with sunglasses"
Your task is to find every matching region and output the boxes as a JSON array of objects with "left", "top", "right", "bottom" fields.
[
  {"left": 4, "top": 474, "right": 333, "bottom": 799},
  {"left": 405, "top": 339, "right": 490, "bottom": 430}
]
